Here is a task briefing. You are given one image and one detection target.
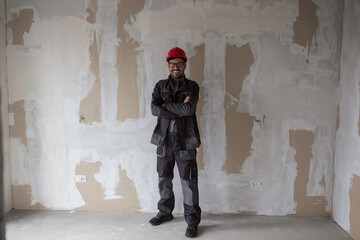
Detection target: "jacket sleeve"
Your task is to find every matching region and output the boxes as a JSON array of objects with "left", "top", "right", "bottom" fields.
[
  {"left": 164, "top": 82, "right": 199, "bottom": 116},
  {"left": 151, "top": 83, "right": 179, "bottom": 119}
]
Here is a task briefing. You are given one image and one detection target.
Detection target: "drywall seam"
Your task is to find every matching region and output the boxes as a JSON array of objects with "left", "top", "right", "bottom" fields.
[
  {"left": 96, "top": 0, "right": 119, "bottom": 128},
  {"left": 202, "top": 32, "right": 226, "bottom": 172}
]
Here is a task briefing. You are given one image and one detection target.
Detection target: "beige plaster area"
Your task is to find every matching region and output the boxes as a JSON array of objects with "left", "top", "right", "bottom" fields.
[
  {"left": 75, "top": 161, "right": 140, "bottom": 212},
  {"left": 9, "top": 100, "right": 27, "bottom": 147},
  {"left": 289, "top": 130, "right": 328, "bottom": 216},
  {"left": 12, "top": 185, "right": 48, "bottom": 210},
  {"left": 188, "top": 44, "right": 205, "bottom": 170},
  {"left": 79, "top": 2, "right": 101, "bottom": 124},
  {"left": 350, "top": 174, "right": 360, "bottom": 240},
  {"left": 223, "top": 43, "right": 255, "bottom": 174},
  {"left": 6, "top": 8, "right": 34, "bottom": 45},
  {"left": 292, "top": 0, "right": 319, "bottom": 61},
  {"left": 116, "top": 0, "right": 145, "bottom": 121},
  {"left": 86, "top": 0, "right": 97, "bottom": 25}
]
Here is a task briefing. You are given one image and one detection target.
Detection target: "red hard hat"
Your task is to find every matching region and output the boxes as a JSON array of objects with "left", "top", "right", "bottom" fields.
[{"left": 166, "top": 47, "right": 188, "bottom": 62}]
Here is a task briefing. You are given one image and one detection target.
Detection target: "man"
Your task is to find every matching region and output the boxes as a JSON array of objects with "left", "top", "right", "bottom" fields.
[{"left": 149, "top": 47, "right": 201, "bottom": 238}]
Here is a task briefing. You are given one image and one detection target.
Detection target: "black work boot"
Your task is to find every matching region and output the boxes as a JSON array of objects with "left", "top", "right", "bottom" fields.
[
  {"left": 185, "top": 225, "right": 198, "bottom": 238},
  {"left": 149, "top": 214, "right": 174, "bottom": 226}
]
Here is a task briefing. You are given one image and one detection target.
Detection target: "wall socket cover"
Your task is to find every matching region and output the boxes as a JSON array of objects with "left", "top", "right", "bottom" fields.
[
  {"left": 75, "top": 175, "right": 87, "bottom": 183},
  {"left": 250, "top": 179, "right": 262, "bottom": 188}
]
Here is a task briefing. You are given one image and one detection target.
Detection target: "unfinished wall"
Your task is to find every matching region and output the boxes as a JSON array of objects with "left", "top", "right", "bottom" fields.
[
  {"left": 6, "top": 0, "right": 341, "bottom": 216},
  {"left": 333, "top": 0, "right": 360, "bottom": 238},
  {"left": 1, "top": 0, "right": 12, "bottom": 213}
]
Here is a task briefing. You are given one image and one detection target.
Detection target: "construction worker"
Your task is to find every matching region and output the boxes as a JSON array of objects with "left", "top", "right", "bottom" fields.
[{"left": 149, "top": 47, "right": 201, "bottom": 238}]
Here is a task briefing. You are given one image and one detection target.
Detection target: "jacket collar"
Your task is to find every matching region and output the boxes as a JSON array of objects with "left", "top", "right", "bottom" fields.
[{"left": 168, "top": 75, "right": 187, "bottom": 92}]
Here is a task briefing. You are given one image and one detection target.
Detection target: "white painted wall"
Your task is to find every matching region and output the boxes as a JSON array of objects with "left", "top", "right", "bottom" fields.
[
  {"left": 333, "top": 0, "right": 360, "bottom": 233},
  {"left": 6, "top": 0, "right": 342, "bottom": 215},
  {"left": 1, "top": 0, "right": 13, "bottom": 213}
]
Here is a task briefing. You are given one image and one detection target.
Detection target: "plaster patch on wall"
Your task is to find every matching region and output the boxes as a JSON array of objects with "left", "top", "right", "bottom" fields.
[
  {"left": 188, "top": 44, "right": 205, "bottom": 170},
  {"left": 79, "top": 2, "right": 101, "bottom": 124},
  {"left": 7, "top": 15, "right": 91, "bottom": 208},
  {"left": 6, "top": 0, "right": 85, "bottom": 20},
  {"left": 244, "top": 27, "right": 337, "bottom": 214},
  {"left": 126, "top": 1, "right": 291, "bottom": 45},
  {"left": 7, "top": 16, "right": 90, "bottom": 101},
  {"left": 306, "top": 126, "right": 334, "bottom": 203},
  {"left": 6, "top": 8, "right": 35, "bottom": 45},
  {"left": 75, "top": 160, "right": 140, "bottom": 211},
  {"left": 201, "top": 33, "right": 226, "bottom": 172},
  {"left": 79, "top": 30, "right": 101, "bottom": 124},
  {"left": 223, "top": 43, "right": 255, "bottom": 174},
  {"left": 13, "top": 185, "right": 48, "bottom": 210},
  {"left": 333, "top": 0, "right": 360, "bottom": 231},
  {"left": 116, "top": 0, "right": 145, "bottom": 122},
  {"left": 350, "top": 174, "right": 360, "bottom": 240},
  {"left": 290, "top": 130, "right": 328, "bottom": 216},
  {"left": 10, "top": 138, "right": 28, "bottom": 186},
  {"left": 9, "top": 100, "right": 27, "bottom": 147},
  {"left": 292, "top": 0, "right": 319, "bottom": 62},
  {"left": 96, "top": 0, "right": 120, "bottom": 127}
]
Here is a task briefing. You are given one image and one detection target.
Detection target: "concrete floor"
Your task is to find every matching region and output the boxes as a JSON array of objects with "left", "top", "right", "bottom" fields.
[{"left": 5, "top": 210, "right": 352, "bottom": 240}]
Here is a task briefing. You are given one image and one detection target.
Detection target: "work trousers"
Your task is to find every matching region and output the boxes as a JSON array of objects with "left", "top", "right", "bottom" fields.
[{"left": 156, "top": 134, "right": 201, "bottom": 227}]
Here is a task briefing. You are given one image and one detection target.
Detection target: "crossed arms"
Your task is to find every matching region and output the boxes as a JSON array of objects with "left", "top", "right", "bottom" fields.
[{"left": 151, "top": 82, "right": 199, "bottom": 119}]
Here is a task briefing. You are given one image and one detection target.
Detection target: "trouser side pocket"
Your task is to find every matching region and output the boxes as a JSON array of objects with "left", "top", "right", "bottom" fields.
[{"left": 156, "top": 144, "right": 166, "bottom": 158}]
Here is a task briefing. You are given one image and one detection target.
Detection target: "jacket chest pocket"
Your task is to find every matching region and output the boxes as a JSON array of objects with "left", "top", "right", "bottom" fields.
[{"left": 160, "top": 92, "right": 171, "bottom": 103}]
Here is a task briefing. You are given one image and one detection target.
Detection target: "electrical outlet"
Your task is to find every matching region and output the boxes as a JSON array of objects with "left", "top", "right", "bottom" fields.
[
  {"left": 75, "top": 175, "right": 87, "bottom": 183},
  {"left": 250, "top": 179, "right": 262, "bottom": 188}
]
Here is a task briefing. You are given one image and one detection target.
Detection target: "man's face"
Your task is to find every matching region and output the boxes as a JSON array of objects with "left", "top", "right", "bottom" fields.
[{"left": 168, "top": 58, "right": 186, "bottom": 81}]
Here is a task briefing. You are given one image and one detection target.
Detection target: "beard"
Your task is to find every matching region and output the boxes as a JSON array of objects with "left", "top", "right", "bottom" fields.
[{"left": 170, "top": 71, "right": 184, "bottom": 81}]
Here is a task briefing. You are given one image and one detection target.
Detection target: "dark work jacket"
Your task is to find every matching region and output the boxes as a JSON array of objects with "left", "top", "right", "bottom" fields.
[{"left": 150, "top": 75, "right": 201, "bottom": 150}]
